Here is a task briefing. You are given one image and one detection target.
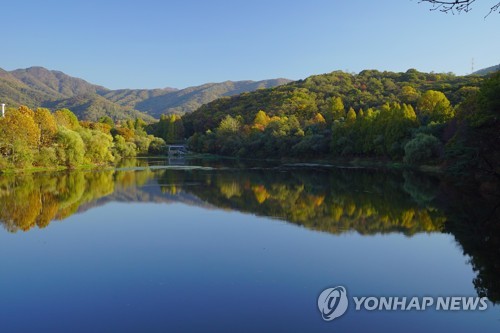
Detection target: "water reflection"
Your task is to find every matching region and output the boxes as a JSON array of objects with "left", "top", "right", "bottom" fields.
[
  {"left": 158, "top": 168, "right": 447, "bottom": 235},
  {"left": 0, "top": 159, "right": 498, "bottom": 304},
  {"left": 440, "top": 181, "right": 500, "bottom": 304}
]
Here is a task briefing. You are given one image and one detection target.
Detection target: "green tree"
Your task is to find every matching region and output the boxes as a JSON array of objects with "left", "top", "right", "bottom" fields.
[
  {"left": 148, "top": 137, "right": 167, "bottom": 154},
  {"left": 78, "top": 128, "right": 114, "bottom": 164},
  {"left": 217, "top": 115, "right": 241, "bottom": 134},
  {"left": 326, "top": 97, "right": 345, "bottom": 122},
  {"left": 400, "top": 86, "right": 420, "bottom": 104},
  {"left": 113, "top": 135, "right": 137, "bottom": 158},
  {"left": 404, "top": 133, "right": 441, "bottom": 164},
  {"left": 282, "top": 88, "right": 318, "bottom": 118},
  {"left": 55, "top": 127, "right": 85, "bottom": 168},
  {"left": 99, "top": 116, "right": 114, "bottom": 127}
]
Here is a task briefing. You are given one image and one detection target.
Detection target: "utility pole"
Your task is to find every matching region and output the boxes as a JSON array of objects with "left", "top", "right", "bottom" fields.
[
  {"left": 1, "top": 103, "right": 5, "bottom": 117},
  {"left": 471, "top": 58, "right": 475, "bottom": 74}
]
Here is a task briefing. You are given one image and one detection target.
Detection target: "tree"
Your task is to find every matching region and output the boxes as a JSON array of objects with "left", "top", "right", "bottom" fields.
[
  {"left": 404, "top": 133, "right": 442, "bottom": 164},
  {"left": 148, "top": 137, "right": 167, "bottom": 155},
  {"left": 217, "top": 115, "right": 241, "bottom": 134},
  {"left": 253, "top": 110, "right": 271, "bottom": 131},
  {"left": 477, "top": 71, "right": 500, "bottom": 119},
  {"left": 99, "top": 116, "right": 114, "bottom": 127},
  {"left": 77, "top": 128, "right": 114, "bottom": 164},
  {"left": 417, "top": 90, "right": 453, "bottom": 124},
  {"left": 417, "top": 0, "right": 500, "bottom": 17},
  {"left": 34, "top": 108, "right": 58, "bottom": 147},
  {"left": 325, "top": 97, "right": 345, "bottom": 122},
  {"left": 346, "top": 107, "right": 357, "bottom": 123},
  {"left": 55, "top": 127, "right": 85, "bottom": 168},
  {"left": 400, "top": 86, "right": 420, "bottom": 104},
  {"left": 447, "top": 72, "right": 500, "bottom": 176},
  {"left": 152, "top": 114, "right": 185, "bottom": 144},
  {"left": 0, "top": 106, "right": 41, "bottom": 156},
  {"left": 282, "top": 88, "right": 318, "bottom": 118},
  {"left": 54, "top": 109, "right": 80, "bottom": 130},
  {"left": 113, "top": 135, "right": 137, "bottom": 158}
]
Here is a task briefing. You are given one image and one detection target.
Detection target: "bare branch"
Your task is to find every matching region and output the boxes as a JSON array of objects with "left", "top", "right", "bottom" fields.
[
  {"left": 417, "top": 0, "right": 500, "bottom": 16},
  {"left": 486, "top": 2, "right": 500, "bottom": 16},
  {"left": 418, "top": 0, "right": 477, "bottom": 14}
]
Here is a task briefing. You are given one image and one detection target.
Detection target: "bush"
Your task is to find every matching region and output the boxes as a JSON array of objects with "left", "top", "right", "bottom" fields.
[
  {"left": 78, "top": 128, "right": 115, "bottom": 164},
  {"left": 113, "top": 135, "right": 137, "bottom": 158},
  {"left": 34, "top": 147, "right": 58, "bottom": 167},
  {"left": 148, "top": 137, "right": 167, "bottom": 155},
  {"left": 403, "top": 133, "right": 441, "bottom": 164}
]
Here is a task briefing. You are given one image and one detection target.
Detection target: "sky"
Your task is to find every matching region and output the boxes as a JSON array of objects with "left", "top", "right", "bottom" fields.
[{"left": 2, "top": 0, "right": 499, "bottom": 89}]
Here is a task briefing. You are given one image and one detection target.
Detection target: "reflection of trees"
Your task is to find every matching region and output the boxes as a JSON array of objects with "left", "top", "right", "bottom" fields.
[
  {"left": 0, "top": 171, "right": 112, "bottom": 232},
  {"left": 1, "top": 163, "right": 498, "bottom": 305},
  {"left": 440, "top": 181, "right": 500, "bottom": 304},
  {"left": 0, "top": 169, "right": 157, "bottom": 232},
  {"left": 176, "top": 169, "right": 447, "bottom": 235}
]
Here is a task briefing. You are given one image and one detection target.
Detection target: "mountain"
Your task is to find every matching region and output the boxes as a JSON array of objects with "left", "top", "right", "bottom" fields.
[
  {"left": 0, "top": 66, "right": 291, "bottom": 121},
  {"left": 473, "top": 64, "right": 500, "bottom": 76},
  {"left": 0, "top": 68, "right": 46, "bottom": 106},
  {"left": 103, "top": 79, "right": 292, "bottom": 118},
  {"left": 100, "top": 87, "right": 179, "bottom": 110},
  {"left": 42, "top": 93, "right": 156, "bottom": 122},
  {"left": 10, "top": 66, "right": 108, "bottom": 98}
]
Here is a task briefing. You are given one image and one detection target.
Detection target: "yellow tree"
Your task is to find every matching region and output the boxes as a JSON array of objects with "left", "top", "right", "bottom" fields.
[
  {"left": 417, "top": 90, "right": 453, "bottom": 124},
  {"left": 346, "top": 107, "right": 357, "bottom": 123},
  {"left": 0, "top": 106, "right": 41, "bottom": 165},
  {"left": 54, "top": 109, "right": 80, "bottom": 130},
  {"left": 252, "top": 110, "right": 271, "bottom": 131},
  {"left": 34, "top": 108, "right": 58, "bottom": 147},
  {"left": 325, "top": 97, "right": 345, "bottom": 123}
]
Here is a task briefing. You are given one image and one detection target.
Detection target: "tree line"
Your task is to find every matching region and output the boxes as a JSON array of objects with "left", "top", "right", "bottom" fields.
[{"left": 0, "top": 106, "right": 167, "bottom": 170}]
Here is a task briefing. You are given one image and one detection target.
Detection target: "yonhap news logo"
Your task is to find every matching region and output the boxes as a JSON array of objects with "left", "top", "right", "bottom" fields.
[
  {"left": 318, "top": 285, "right": 489, "bottom": 322},
  {"left": 317, "top": 286, "right": 349, "bottom": 321}
]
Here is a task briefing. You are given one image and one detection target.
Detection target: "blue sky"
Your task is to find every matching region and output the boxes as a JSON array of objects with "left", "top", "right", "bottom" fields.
[{"left": 2, "top": 0, "right": 499, "bottom": 89}]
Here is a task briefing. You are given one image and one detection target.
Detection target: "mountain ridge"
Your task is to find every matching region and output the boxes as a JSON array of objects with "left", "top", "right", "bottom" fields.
[
  {"left": 0, "top": 66, "right": 291, "bottom": 121},
  {"left": 473, "top": 64, "right": 500, "bottom": 76}
]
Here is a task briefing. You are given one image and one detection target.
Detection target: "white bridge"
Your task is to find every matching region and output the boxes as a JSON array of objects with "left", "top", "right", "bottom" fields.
[{"left": 166, "top": 145, "right": 189, "bottom": 156}]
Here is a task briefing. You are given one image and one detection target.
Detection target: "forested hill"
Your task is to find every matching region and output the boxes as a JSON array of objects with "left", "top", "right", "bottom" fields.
[
  {"left": 183, "top": 69, "right": 499, "bottom": 181},
  {"left": 183, "top": 69, "right": 482, "bottom": 134},
  {"left": 0, "top": 66, "right": 290, "bottom": 121}
]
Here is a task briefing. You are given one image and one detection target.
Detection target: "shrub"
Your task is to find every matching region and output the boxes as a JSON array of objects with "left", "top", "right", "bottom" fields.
[{"left": 404, "top": 133, "right": 441, "bottom": 164}]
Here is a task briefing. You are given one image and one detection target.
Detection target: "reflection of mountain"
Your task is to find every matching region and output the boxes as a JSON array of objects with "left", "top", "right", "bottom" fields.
[{"left": 1, "top": 162, "right": 498, "bottom": 304}]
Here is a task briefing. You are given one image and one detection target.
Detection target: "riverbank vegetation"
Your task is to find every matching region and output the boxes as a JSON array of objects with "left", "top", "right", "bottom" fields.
[{"left": 0, "top": 106, "right": 167, "bottom": 171}]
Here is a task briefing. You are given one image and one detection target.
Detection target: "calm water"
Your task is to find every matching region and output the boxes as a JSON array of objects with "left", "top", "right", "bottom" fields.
[{"left": 0, "top": 158, "right": 499, "bottom": 332}]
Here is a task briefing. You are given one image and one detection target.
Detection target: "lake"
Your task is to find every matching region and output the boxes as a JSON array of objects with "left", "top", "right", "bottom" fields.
[{"left": 0, "top": 158, "right": 499, "bottom": 332}]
